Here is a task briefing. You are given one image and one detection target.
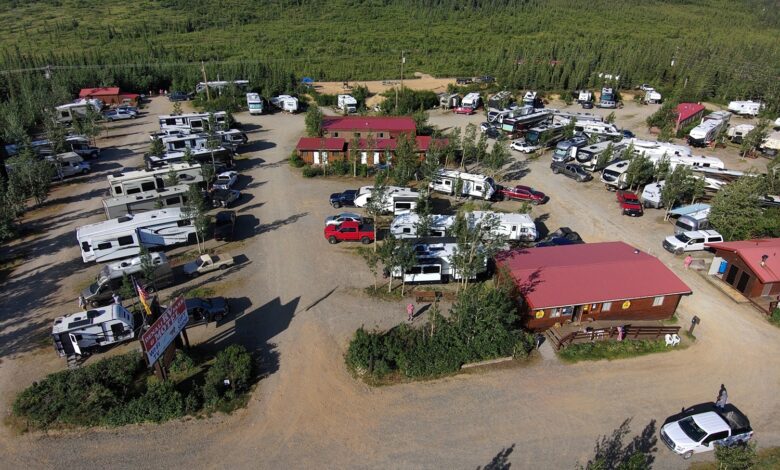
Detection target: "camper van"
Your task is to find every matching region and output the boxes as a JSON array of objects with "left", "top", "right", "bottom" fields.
[
  {"left": 728, "top": 100, "right": 763, "bottom": 117},
  {"left": 688, "top": 111, "right": 731, "bottom": 147},
  {"left": 76, "top": 208, "right": 195, "bottom": 263},
  {"left": 158, "top": 111, "right": 227, "bottom": 133},
  {"left": 429, "top": 169, "right": 496, "bottom": 200},
  {"left": 390, "top": 213, "right": 454, "bottom": 238},
  {"left": 101, "top": 185, "right": 190, "bottom": 219},
  {"left": 246, "top": 93, "right": 264, "bottom": 115},
  {"left": 338, "top": 94, "right": 358, "bottom": 113},
  {"left": 107, "top": 163, "right": 203, "bottom": 197},
  {"left": 81, "top": 253, "right": 173, "bottom": 307},
  {"left": 392, "top": 241, "right": 487, "bottom": 283},
  {"left": 727, "top": 124, "right": 755, "bottom": 144},
  {"left": 600, "top": 160, "right": 631, "bottom": 190},
  {"left": 599, "top": 87, "right": 617, "bottom": 108},
  {"left": 510, "top": 122, "right": 565, "bottom": 153},
  {"left": 672, "top": 204, "right": 711, "bottom": 235},
  {"left": 270, "top": 95, "right": 299, "bottom": 113},
  {"left": 469, "top": 211, "right": 537, "bottom": 241},
  {"left": 45, "top": 152, "right": 91, "bottom": 179},
  {"left": 55, "top": 99, "right": 103, "bottom": 124},
  {"left": 52, "top": 304, "right": 135, "bottom": 358}
]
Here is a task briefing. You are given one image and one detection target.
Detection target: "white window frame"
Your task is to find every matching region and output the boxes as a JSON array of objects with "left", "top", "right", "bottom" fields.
[
  {"left": 652, "top": 296, "right": 664, "bottom": 307},
  {"left": 602, "top": 302, "right": 612, "bottom": 311}
]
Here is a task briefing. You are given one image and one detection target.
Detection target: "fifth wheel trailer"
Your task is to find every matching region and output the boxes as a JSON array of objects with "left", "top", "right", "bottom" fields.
[
  {"left": 102, "top": 185, "right": 190, "bottom": 219},
  {"left": 52, "top": 304, "right": 136, "bottom": 358},
  {"left": 107, "top": 163, "right": 203, "bottom": 197},
  {"left": 429, "top": 169, "right": 497, "bottom": 200}
]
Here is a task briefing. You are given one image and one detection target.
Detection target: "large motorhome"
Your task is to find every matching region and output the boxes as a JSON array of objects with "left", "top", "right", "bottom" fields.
[
  {"left": 270, "top": 95, "right": 299, "bottom": 113},
  {"left": 246, "top": 93, "right": 265, "bottom": 115},
  {"left": 512, "top": 122, "right": 566, "bottom": 153},
  {"left": 353, "top": 186, "right": 419, "bottom": 214},
  {"left": 55, "top": 99, "right": 103, "bottom": 124},
  {"left": 574, "top": 120, "right": 622, "bottom": 141},
  {"left": 688, "top": 111, "right": 731, "bottom": 147},
  {"left": 390, "top": 213, "right": 454, "bottom": 238},
  {"left": 498, "top": 107, "right": 552, "bottom": 136},
  {"left": 76, "top": 208, "right": 195, "bottom": 263},
  {"left": 576, "top": 141, "right": 627, "bottom": 171},
  {"left": 600, "top": 160, "right": 632, "bottom": 190},
  {"left": 429, "top": 169, "right": 496, "bottom": 200},
  {"left": 81, "top": 252, "right": 173, "bottom": 307},
  {"left": 338, "top": 94, "right": 358, "bottom": 113},
  {"left": 461, "top": 92, "right": 482, "bottom": 110},
  {"left": 469, "top": 211, "right": 537, "bottom": 241},
  {"left": 45, "top": 152, "right": 91, "bottom": 179},
  {"left": 52, "top": 304, "right": 135, "bottom": 358},
  {"left": 4, "top": 135, "right": 99, "bottom": 159},
  {"left": 599, "top": 87, "right": 617, "bottom": 108},
  {"left": 158, "top": 111, "right": 227, "bottom": 133},
  {"left": 102, "top": 185, "right": 190, "bottom": 219},
  {"left": 727, "top": 100, "right": 763, "bottom": 117},
  {"left": 392, "top": 240, "right": 487, "bottom": 283},
  {"left": 107, "top": 163, "right": 203, "bottom": 197}
]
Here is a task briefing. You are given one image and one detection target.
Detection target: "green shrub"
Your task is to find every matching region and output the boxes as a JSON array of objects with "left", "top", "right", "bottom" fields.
[
  {"left": 106, "top": 380, "right": 184, "bottom": 425},
  {"left": 329, "top": 159, "right": 351, "bottom": 176},
  {"left": 289, "top": 151, "right": 305, "bottom": 168},
  {"left": 302, "top": 165, "right": 324, "bottom": 178},
  {"left": 203, "top": 344, "right": 253, "bottom": 404},
  {"left": 169, "top": 350, "right": 195, "bottom": 374},
  {"left": 769, "top": 308, "right": 780, "bottom": 326},
  {"left": 313, "top": 92, "right": 338, "bottom": 107},
  {"left": 558, "top": 339, "right": 670, "bottom": 363}
]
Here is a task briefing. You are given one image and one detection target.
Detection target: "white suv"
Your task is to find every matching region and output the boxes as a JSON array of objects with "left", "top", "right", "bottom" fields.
[{"left": 663, "top": 230, "right": 723, "bottom": 255}]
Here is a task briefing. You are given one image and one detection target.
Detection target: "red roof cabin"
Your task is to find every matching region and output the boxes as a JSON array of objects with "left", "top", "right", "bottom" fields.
[
  {"left": 705, "top": 238, "right": 780, "bottom": 311},
  {"left": 496, "top": 241, "right": 692, "bottom": 331},
  {"left": 295, "top": 136, "right": 447, "bottom": 166},
  {"left": 79, "top": 87, "right": 139, "bottom": 106},
  {"left": 675, "top": 103, "right": 706, "bottom": 132},
  {"left": 295, "top": 137, "right": 347, "bottom": 165},
  {"left": 322, "top": 116, "right": 416, "bottom": 140}
]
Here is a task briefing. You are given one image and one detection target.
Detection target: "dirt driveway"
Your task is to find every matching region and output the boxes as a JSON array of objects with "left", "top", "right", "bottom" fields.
[{"left": 0, "top": 98, "right": 778, "bottom": 469}]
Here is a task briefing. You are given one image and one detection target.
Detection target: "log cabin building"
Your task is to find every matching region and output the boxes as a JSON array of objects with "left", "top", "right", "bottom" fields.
[{"left": 706, "top": 238, "right": 780, "bottom": 311}]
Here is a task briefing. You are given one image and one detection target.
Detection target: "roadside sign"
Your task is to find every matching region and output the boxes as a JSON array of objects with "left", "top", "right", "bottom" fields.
[{"left": 141, "top": 296, "right": 188, "bottom": 365}]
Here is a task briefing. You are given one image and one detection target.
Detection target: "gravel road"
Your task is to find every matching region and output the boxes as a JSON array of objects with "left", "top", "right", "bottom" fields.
[{"left": 0, "top": 97, "right": 777, "bottom": 469}]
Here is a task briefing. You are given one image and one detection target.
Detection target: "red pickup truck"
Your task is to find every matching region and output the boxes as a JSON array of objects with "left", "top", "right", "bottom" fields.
[
  {"left": 617, "top": 190, "right": 644, "bottom": 217},
  {"left": 497, "top": 185, "right": 548, "bottom": 204},
  {"left": 324, "top": 221, "right": 375, "bottom": 244}
]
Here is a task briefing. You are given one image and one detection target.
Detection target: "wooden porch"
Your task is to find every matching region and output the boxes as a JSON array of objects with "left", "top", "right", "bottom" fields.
[{"left": 546, "top": 321, "right": 681, "bottom": 351}]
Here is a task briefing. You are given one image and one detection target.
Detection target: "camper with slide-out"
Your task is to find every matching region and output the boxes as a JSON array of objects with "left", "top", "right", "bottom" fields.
[
  {"left": 688, "top": 111, "right": 730, "bottom": 147},
  {"left": 101, "top": 185, "right": 190, "bottom": 219},
  {"left": 727, "top": 100, "right": 763, "bottom": 117},
  {"left": 107, "top": 163, "right": 203, "bottom": 197},
  {"left": 391, "top": 240, "right": 487, "bottom": 284},
  {"left": 390, "top": 213, "right": 454, "bottom": 239},
  {"left": 352, "top": 186, "right": 420, "bottom": 215},
  {"left": 338, "top": 94, "right": 358, "bottom": 114},
  {"left": 158, "top": 111, "right": 227, "bottom": 133},
  {"left": 271, "top": 95, "right": 299, "bottom": 113},
  {"left": 246, "top": 93, "right": 264, "bottom": 115},
  {"left": 81, "top": 252, "right": 173, "bottom": 307},
  {"left": 52, "top": 304, "right": 136, "bottom": 359},
  {"left": 469, "top": 211, "right": 537, "bottom": 241},
  {"left": 429, "top": 169, "right": 496, "bottom": 200}
]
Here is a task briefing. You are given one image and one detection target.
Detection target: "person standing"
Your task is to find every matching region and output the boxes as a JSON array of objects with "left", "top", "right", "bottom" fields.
[
  {"left": 78, "top": 294, "right": 86, "bottom": 310},
  {"left": 716, "top": 384, "right": 728, "bottom": 409},
  {"left": 407, "top": 303, "right": 415, "bottom": 323},
  {"left": 684, "top": 255, "right": 693, "bottom": 269},
  {"left": 112, "top": 292, "right": 121, "bottom": 305}
]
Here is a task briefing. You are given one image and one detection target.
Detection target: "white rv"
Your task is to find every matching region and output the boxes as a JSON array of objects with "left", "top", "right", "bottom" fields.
[
  {"left": 392, "top": 240, "right": 487, "bottom": 283},
  {"left": 576, "top": 141, "right": 627, "bottom": 171},
  {"left": 337, "top": 94, "right": 358, "bottom": 113},
  {"left": 625, "top": 138, "right": 692, "bottom": 160},
  {"left": 688, "top": 111, "right": 730, "bottom": 147},
  {"left": 511, "top": 122, "right": 566, "bottom": 153},
  {"left": 574, "top": 120, "right": 622, "bottom": 140},
  {"left": 246, "top": 93, "right": 264, "bottom": 115},
  {"left": 577, "top": 90, "right": 593, "bottom": 103},
  {"left": 158, "top": 111, "right": 227, "bottom": 133},
  {"left": 5, "top": 135, "right": 100, "bottom": 159},
  {"left": 146, "top": 147, "right": 232, "bottom": 170},
  {"left": 352, "top": 185, "right": 419, "bottom": 214},
  {"left": 599, "top": 87, "right": 617, "bottom": 108},
  {"left": 522, "top": 91, "right": 538, "bottom": 106},
  {"left": 52, "top": 304, "right": 136, "bottom": 358},
  {"left": 76, "top": 208, "right": 195, "bottom": 263},
  {"left": 461, "top": 92, "right": 482, "bottom": 110},
  {"left": 107, "top": 163, "right": 203, "bottom": 197},
  {"left": 55, "top": 99, "right": 103, "bottom": 124},
  {"left": 429, "top": 169, "right": 496, "bottom": 200},
  {"left": 45, "top": 152, "right": 91, "bottom": 179},
  {"left": 727, "top": 100, "right": 763, "bottom": 117},
  {"left": 726, "top": 124, "right": 755, "bottom": 144},
  {"left": 102, "top": 185, "right": 190, "bottom": 219},
  {"left": 196, "top": 80, "right": 249, "bottom": 94},
  {"left": 390, "top": 213, "right": 454, "bottom": 238},
  {"left": 640, "top": 181, "right": 665, "bottom": 208},
  {"left": 469, "top": 211, "right": 537, "bottom": 241},
  {"left": 270, "top": 95, "right": 299, "bottom": 113},
  {"left": 600, "top": 160, "right": 631, "bottom": 189},
  {"left": 762, "top": 131, "right": 780, "bottom": 152}
]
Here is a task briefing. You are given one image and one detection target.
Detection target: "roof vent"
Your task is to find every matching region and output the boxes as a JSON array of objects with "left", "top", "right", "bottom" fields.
[{"left": 761, "top": 254, "right": 769, "bottom": 267}]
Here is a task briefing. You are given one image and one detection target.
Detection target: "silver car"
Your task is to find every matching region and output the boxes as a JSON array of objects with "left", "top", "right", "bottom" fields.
[{"left": 325, "top": 212, "right": 363, "bottom": 226}]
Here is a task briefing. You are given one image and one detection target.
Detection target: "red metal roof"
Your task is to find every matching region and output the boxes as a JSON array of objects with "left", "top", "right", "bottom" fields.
[
  {"left": 495, "top": 241, "right": 691, "bottom": 309},
  {"left": 323, "top": 116, "right": 416, "bottom": 133},
  {"left": 79, "top": 87, "right": 121, "bottom": 98},
  {"left": 296, "top": 137, "right": 346, "bottom": 151},
  {"left": 675, "top": 103, "right": 705, "bottom": 123},
  {"left": 706, "top": 238, "right": 780, "bottom": 283}
]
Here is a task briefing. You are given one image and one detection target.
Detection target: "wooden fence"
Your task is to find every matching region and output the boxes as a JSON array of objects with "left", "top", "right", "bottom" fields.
[{"left": 546, "top": 325, "right": 681, "bottom": 351}]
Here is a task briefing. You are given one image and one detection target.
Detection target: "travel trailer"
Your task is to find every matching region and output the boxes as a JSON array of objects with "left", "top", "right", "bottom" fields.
[
  {"left": 461, "top": 92, "right": 482, "bottom": 110},
  {"left": 76, "top": 208, "right": 195, "bottom": 263},
  {"left": 270, "top": 95, "right": 299, "bottom": 113},
  {"left": 625, "top": 138, "right": 692, "bottom": 160},
  {"left": 522, "top": 91, "right": 539, "bottom": 107},
  {"left": 145, "top": 147, "right": 232, "bottom": 170},
  {"left": 487, "top": 91, "right": 514, "bottom": 110},
  {"left": 107, "top": 163, "right": 203, "bottom": 197},
  {"left": 52, "top": 304, "right": 135, "bottom": 358},
  {"left": 600, "top": 160, "right": 632, "bottom": 190},
  {"left": 158, "top": 111, "right": 227, "bottom": 133},
  {"left": 4, "top": 135, "right": 99, "bottom": 159},
  {"left": 352, "top": 186, "right": 420, "bottom": 214},
  {"left": 576, "top": 141, "right": 627, "bottom": 171},
  {"left": 640, "top": 181, "right": 665, "bottom": 208},
  {"left": 55, "top": 99, "right": 103, "bottom": 124},
  {"left": 392, "top": 240, "right": 487, "bottom": 283},
  {"left": 390, "top": 213, "right": 454, "bottom": 238},
  {"left": 552, "top": 136, "right": 590, "bottom": 163},
  {"left": 246, "top": 93, "right": 265, "bottom": 115},
  {"left": 574, "top": 120, "right": 622, "bottom": 140},
  {"left": 688, "top": 111, "right": 731, "bottom": 147},
  {"left": 337, "top": 94, "right": 358, "bottom": 113},
  {"left": 673, "top": 205, "right": 712, "bottom": 235},
  {"left": 577, "top": 90, "right": 593, "bottom": 103},
  {"left": 429, "top": 169, "right": 496, "bottom": 200},
  {"left": 101, "top": 185, "right": 190, "bottom": 219},
  {"left": 727, "top": 124, "right": 756, "bottom": 144},
  {"left": 644, "top": 89, "right": 662, "bottom": 104},
  {"left": 727, "top": 100, "right": 763, "bottom": 117},
  {"left": 469, "top": 211, "right": 537, "bottom": 241},
  {"left": 438, "top": 93, "right": 461, "bottom": 110},
  {"left": 81, "top": 252, "right": 173, "bottom": 307}
]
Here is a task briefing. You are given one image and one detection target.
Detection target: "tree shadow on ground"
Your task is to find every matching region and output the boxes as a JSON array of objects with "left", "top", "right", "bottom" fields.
[
  {"left": 256, "top": 212, "right": 308, "bottom": 235},
  {"left": 478, "top": 444, "right": 515, "bottom": 470},
  {"left": 501, "top": 161, "right": 531, "bottom": 182},
  {"left": 580, "top": 418, "right": 658, "bottom": 470}
]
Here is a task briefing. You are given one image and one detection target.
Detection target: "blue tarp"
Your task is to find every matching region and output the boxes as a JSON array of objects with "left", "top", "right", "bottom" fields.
[
  {"left": 669, "top": 203, "right": 710, "bottom": 216},
  {"left": 302, "top": 77, "right": 314, "bottom": 85}
]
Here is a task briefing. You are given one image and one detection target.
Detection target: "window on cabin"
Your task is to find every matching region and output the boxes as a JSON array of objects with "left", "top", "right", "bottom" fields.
[
  {"left": 652, "top": 296, "right": 664, "bottom": 307},
  {"left": 602, "top": 302, "right": 612, "bottom": 311}
]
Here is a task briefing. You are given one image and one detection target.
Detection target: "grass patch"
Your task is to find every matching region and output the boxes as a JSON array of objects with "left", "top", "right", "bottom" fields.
[
  {"left": 768, "top": 308, "right": 780, "bottom": 327},
  {"left": 689, "top": 446, "right": 780, "bottom": 470},
  {"left": 364, "top": 284, "right": 404, "bottom": 301},
  {"left": 558, "top": 339, "right": 684, "bottom": 363},
  {"left": 182, "top": 286, "right": 217, "bottom": 299}
]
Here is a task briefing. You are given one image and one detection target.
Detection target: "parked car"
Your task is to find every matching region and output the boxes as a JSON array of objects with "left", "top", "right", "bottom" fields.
[
  {"left": 759, "top": 194, "right": 780, "bottom": 207},
  {"left": 535, "top": 227, "right": 584, "bottom": 247},
  {"left": 168, "top": 91, "right": 194, "bottom": 102},
  {"left": 616, "top": 190, "right": 644, "bottom": 217},
  {"left": 324, "top": 221, "right": 374, "bottom": 244},
  {"left": 498, "top": 185, "right": 548, "bottom": 204},
  {"left": 329, "top": 189, "right": 358, "bottom": 208},
  {"left": 453, "top": 106, "right": 476, "bottom": 115},
  {"left": 103, "top": 109, "right": 137, "bottom": 121},
  {"left": 621, "top": 129, "right": 636, "bottom": 139},
  {"left": 484, "top": 127, "right": 501, "bottom": 139},
  {"left": 480, "top": 122, "right": 492, "bottom": 133},
  {"left": 182, "top": 253, "right": 235, "bottom": 277},
  {"left": 116, "top": 105, "right": 139, "bottom": 115},
  {"left": 213, "top": 210, "right": 236, "bottom": 241},
  {"left": 662, "top": 230, "right": 723, "bottom": 255},
  {"left": 660, "top": 403, "right": 753, "bottom": 460},
  {"left": 210, "top": 188, "right": 241, "bottom": 208},
  {"left": 186, "top": 297, "right": 229, "bottom": 322},
  {"left": 550, "top": 161, "right": 592, "bottom": 182},
  {"left": 213, "top": 171, "right": 239, "bottom": 190},
  {"left": 325, "top": 212, "right": 363, "bottom": 226},
  {"left": 581, "top": 101, "right": 594, "bottom": 109}
]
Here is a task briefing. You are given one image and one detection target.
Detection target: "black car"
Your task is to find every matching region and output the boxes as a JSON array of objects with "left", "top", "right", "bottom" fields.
[
  {"left": 214, "top": 210, "right": 236, "bottom": 241},
  {"left": 550, "top": 161, "right": 592, "bottom": 182},
  {"left": 581, "top": 101, "right": 594, "bottom": 109},
  {"left": 621, "top": 129, "right": 636, "bottom": 139},
  {"left": 210, "top": 188, "right": 241, "bottom": 208},
  {"left": 330, "top": 189, "right": 357, "bottom": 208},
  {"left": 536, "top": 227, "right": 584, "bottom": 247},
  {"left": 186, "top": 297, "right": 229, "bottom": 322},
  {"left": 484, "top": 127, "right": 501, "bottom": 139},
  {"left": 168, "top": 91, "right": 193, "bottom": 102}
]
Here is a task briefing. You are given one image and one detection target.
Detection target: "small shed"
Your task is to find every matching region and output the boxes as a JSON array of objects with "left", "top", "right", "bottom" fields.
[
  {"left": 79, "top": 87, "right": 139, "bottom": 106},
  {"left": 706, "top": 238, "right": 780, "bottom": 303},
  {"left": 675, "top": 103, "right": 706, "bottom": 132}
]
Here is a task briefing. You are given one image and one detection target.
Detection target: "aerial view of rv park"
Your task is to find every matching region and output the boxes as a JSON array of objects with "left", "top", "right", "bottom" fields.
[{"left": 1, "top": 1, "right": 779, "bottom": 468}]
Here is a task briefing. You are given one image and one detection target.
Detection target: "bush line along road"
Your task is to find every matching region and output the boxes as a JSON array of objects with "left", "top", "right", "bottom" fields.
[{"left": 0, "top": 94, "right": 777, "bottom": 468}]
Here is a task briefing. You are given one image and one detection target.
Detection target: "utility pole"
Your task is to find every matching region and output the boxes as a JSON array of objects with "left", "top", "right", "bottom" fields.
[
  {"left": 396, "top": 50, "right": 405, "bottom": 113},
  {"left": 200, "top": 61, "right": 211, "bottom": 101}
]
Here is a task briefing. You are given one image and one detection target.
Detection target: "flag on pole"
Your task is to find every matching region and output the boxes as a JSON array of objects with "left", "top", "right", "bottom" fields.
[{"left": 133, "top": 277, "right": 152, "bottom": 317}]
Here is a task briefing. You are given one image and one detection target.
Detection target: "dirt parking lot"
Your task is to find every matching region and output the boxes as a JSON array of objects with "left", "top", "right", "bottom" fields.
[{"left": 0, "top": 97, "right": 778, "bottom": 469}]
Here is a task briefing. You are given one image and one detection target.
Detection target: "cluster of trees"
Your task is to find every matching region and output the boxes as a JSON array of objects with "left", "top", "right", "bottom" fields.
[
  {"left": 345, "top": 283, "right": 535, "bottom": 380},
  {"left": 709, "top": 164, "right": 780, "bottom": 240}
]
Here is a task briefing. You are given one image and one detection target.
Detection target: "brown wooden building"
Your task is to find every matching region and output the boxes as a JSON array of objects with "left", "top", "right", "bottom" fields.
[
  {"left": 495, "top": 242, "right": 692, "bottom": 331},
  {"left": 321, "top": 116, "right": 416, "bottom": 140},
  {"left": 706, "top": 238, "right": 780, "bottom": 309},
  {"left": 295, "top": 135, "right": 446, "bottom": 166},
  {"left": 295, "top": 137, "right": 347, "bottom": 165}
]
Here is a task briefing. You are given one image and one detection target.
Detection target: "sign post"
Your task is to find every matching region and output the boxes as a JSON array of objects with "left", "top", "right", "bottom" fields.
[{"left": 140, "top": 296, "right": 189, "bottom": 377}]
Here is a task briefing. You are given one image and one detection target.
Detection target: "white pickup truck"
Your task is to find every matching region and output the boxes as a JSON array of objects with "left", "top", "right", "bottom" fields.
[
  {"left": 183, "top": 254, "right": 234, "bottom": 277},
  {"left": 660, "top": 403, "right": 753, "bottom": 460}
]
